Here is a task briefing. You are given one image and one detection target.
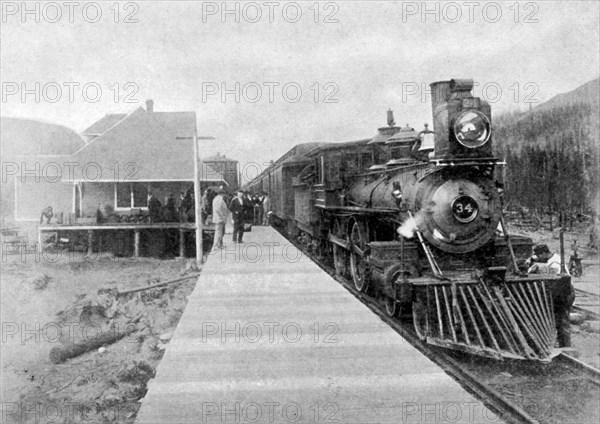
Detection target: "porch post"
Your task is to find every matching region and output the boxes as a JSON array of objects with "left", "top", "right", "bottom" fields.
[
  {"left": 87, "top": 230, "right": 93, "bottom": 255},
  {"left": 193, "top": 135, "right": 203, "bottom": 264},
  {"left": 194, "top": 136, "right": 215, "bottom": 265},
  {"left": 179, "top": 229, "right": 186, "bottom": 258},
  {"left": 134, "top": 229, "right": 140, "bottom": 257}
]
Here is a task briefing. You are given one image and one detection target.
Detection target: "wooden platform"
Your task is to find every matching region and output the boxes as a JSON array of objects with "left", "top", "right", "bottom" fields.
[{"left": 136, "top": 226, "right": 500, "bottom": 423}]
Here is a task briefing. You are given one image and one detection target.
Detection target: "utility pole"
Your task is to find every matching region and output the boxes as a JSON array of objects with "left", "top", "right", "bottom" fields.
[{"left": 194, "top": 135, "right": 215, "bottom": 265}]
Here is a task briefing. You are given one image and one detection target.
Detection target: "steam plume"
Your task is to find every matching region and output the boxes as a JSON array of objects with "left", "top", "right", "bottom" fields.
[{"left": 397, "top": 211, "right": 425, "bottom": 239}]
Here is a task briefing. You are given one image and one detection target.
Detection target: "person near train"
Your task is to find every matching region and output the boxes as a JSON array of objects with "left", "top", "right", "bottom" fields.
[
  {"left": 253, "top": 194, "right": 263, "bottom": 225},
  {"left": 243, "top": 192, "right": 254, "bottom": 226},
  {"left": 40, "top": 206, "right": 54, "bottom": 224},
  {"left": 526, "top": 244, "right": 569, "bottom": 275},
  {"left": 179, "top": 189, "right": 193, "bottom": 222},
  {"left": 206, "top": 189, "right": 215, "bottom": 218},
  {"left": 262, "top": 193, "right": 271, "bottom": 226},
  {"left": 147, "top": 192, "right": 162, "bottom": 223},
  {"left": 229, "top": 189, "right": 246, "bottom": 243},
  {"left": 162, "top": 193, "right": 179, "bottom": 223},
  {"left": 211, "top": 189, "right": 229, "bottom": 250},
  {"left": 200, "top": 190, "right": 207, "bottom": 222},
  {"left": 527, "top": 243, "right": 574, "bottom": 347}
]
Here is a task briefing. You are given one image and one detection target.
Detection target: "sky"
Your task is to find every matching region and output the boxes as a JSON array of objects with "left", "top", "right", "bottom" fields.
[{"left": 1, "top": 0, "right": 599, "bottom": 176}]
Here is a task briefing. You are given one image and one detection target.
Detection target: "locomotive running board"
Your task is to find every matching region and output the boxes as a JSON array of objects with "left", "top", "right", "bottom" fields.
[{"left": 414, "top": 277, "right": 559, "bottom": 361}]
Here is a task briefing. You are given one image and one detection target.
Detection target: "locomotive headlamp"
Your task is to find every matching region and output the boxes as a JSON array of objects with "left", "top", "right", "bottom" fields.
[{"left": 453, "top": 110, "right": 491, "bottom": 148}]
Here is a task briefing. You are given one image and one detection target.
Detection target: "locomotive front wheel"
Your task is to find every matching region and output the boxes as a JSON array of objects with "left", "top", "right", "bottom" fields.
[
  {"left": 349, "top": 221, "right": 370, "bottom": 292},
  {"left": 385, "top": 268, "right": 416, "bottom": 318}
]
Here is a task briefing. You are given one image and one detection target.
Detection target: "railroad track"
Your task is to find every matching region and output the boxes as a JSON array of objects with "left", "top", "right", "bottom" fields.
[
  {"left": 279, "top": 229, "right": 600, "bottom": 424},
  {"left": 573, "top": 288, "right": 600, "bottom": 320}
]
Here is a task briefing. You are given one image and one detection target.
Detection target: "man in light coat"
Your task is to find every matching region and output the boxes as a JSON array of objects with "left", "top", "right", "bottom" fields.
[
  {"left": 262, "top": 193, "right": 271, "bottom": 226},
  {"left": 211, "top": 189, "right": 229, "bottom": 250}
]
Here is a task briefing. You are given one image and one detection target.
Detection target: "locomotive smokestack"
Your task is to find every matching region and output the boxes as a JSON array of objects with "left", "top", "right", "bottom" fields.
[
  {"left": 430, "top": 79, "right": 474, "bottom": 121},
  {"left": 430, "top": 80, "right": 451, "bottom": 116}
]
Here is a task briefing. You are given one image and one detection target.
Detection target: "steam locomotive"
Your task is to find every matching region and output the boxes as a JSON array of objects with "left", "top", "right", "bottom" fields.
[{"left": 247, "top": 78, "right": 573, "bottom": 361}]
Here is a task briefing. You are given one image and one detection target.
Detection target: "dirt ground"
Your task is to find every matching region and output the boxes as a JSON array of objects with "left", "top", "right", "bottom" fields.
[
  {"left": 1, "top": 222, "right": 598, "bottom": 424},
  {"left": 1, "top": 251, "right": 200, "bottom": 423}
]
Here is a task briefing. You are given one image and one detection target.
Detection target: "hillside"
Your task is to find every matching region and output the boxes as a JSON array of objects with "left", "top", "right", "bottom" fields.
[{"left": 493, "top": 78, "right": 599, "bottom": 215}]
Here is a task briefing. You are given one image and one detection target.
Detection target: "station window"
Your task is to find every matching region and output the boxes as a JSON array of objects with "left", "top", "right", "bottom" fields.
[{"left": 115, "top": 183, "right": 148, "bottom": 209}]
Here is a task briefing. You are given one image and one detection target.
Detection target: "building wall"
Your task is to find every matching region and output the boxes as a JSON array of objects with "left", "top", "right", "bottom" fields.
[
  {"left": 1, "top": 177, "right": 16, "bottom": 225},
  {"left": 15, "top": 177, "right": 73, "bottom": 221},
  {"left": 81, "top": 181, "right": 195, "bottom": 216},
  {"left": 81, "top": 182, "right": 114, "bottom": 216}
]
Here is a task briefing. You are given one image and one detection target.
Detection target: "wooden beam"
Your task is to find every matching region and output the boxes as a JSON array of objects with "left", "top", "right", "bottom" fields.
[{"left": 38, "top": 223, "right": 200, "bottom": 231}]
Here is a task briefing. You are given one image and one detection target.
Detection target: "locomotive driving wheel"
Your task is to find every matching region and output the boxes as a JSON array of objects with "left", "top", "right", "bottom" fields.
[
  {"left": 349, "top": 220, "right": 370, "bottom": 292},
  {"left": 332, "top": 219, "right": 349, "bottom": 278}
]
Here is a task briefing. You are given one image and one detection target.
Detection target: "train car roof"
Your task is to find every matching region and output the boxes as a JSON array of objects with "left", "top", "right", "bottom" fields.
[
  {"left": 243, "top": 142, "right": 330, "bottom": 188},
  {"left": 244, "top": 138, "right": 371, "bottom": 188},
  {"left": 305, "top": 138, "right": 372, "bottom": 157}
]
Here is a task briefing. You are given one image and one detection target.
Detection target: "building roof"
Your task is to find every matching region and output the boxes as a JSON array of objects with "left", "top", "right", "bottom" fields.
[
  {"left": 0, "top": 117, "right": 86, "bottom": 158},
  {"left": 152, "top": 112, "right": 198, "bottom": 139},
  {"left": 83, "top": 113, "right": 127, "bottom": 135},
  {"left": 68, "top": 107, "right": 223, "bottom": 181}
]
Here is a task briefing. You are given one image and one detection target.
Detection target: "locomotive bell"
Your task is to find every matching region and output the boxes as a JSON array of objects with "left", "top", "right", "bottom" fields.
[
  {"left": 430, "top": 79, "right": 493, "bottom": 159},
  {"left": 418, "top": 123, "right": 435, "bottom": 153}
]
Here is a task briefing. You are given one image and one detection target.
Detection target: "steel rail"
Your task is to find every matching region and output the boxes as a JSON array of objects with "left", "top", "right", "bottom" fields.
[{"left": 556, "top": 352, "right": 600, "bottom": 386}]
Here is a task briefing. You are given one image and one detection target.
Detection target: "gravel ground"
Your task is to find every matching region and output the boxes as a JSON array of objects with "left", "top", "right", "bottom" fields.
[{"left": 1, "top": 252, "right": 200, "bottom": 424}]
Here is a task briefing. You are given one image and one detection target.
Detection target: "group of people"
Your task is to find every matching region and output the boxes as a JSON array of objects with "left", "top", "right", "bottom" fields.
[
  {"left": 146, "top": 190, "right": 195, "bottom": 224},
  {"left": 211, "top": 189, "right": 271, "bottom": 250},
  {"left": 144, "top": 187, "right": 271, "bottom": 235}
]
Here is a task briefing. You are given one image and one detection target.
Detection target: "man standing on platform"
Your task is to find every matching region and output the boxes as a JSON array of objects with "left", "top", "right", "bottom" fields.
[
  {"left": 262, "top": 192, "right": 271, "bottom": 226},
  {"left": 229, "top": 189, "right": 246, "bottom": 243},
  {"left": 211, "top": 189, "right": 228, "bottom": 250}
]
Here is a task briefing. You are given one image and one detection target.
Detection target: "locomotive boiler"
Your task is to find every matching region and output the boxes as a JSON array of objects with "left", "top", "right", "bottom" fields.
[{"left": 247, "top": 78, "right": 573, "bottom": 361}]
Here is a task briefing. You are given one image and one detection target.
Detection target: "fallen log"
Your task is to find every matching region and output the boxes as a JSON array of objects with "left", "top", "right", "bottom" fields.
[
  {"left": 49, "top": 313, "right": 144, "bottom": 364},
  {"left": 116, "top": 274, "right": 200, "bottom": 297}
]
